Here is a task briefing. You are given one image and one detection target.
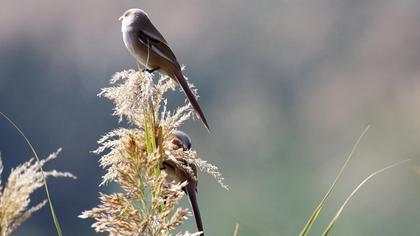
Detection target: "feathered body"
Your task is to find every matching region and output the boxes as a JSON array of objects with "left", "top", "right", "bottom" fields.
[{"left": 120, "top": 9, "right": 210, "bottom": 131}]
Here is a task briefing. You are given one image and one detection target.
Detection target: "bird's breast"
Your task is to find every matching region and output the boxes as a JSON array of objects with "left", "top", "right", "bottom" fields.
[{"left": 122, "top": 30, "right": 135, "bottom": 54}]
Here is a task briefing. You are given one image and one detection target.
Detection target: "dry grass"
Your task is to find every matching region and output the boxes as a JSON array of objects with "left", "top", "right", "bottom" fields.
[
  {"left": 80, "top": 70, "right": 226, "bottom": 235},
  {"left": 0, "top": 149, "right": 75, "bottom": 236},
  {"left": 299, "top": 126, "right": 410, "bottom": 236}
]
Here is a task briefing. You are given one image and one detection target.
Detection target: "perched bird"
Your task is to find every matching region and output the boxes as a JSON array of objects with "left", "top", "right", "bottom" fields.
[
  {"left": 163, "top": 130, "right": 204, "bottom": 235},
  {"left": 119, "top": 9, "right": 210, "bottom": 131}
]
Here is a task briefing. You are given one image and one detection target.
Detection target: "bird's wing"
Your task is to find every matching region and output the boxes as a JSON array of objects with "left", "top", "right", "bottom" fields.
[
  {"left": 141, "top": 17, "right": 168, "bottom": 43},
  {"left": 137, "top": 20, "right": 179, "bottom": 66}
]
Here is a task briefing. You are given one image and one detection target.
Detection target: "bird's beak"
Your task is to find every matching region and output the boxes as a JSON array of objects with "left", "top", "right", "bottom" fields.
[{"left": 118, "top": 15, "right": 124, "bottom": 21}]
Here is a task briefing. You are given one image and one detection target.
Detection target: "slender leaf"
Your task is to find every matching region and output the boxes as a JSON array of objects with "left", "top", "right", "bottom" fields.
[
  {"left": 299, "top": 125, "right": 370, "bottom": 236},
  {"left": 232, "top": 223, "right": 239, "bottom": 236},
  {"left": 323, "top": 159, "right": 410, "bottom": 236},
  {"left": 0, "top": 112, "right": 63, "bottom": 236}
]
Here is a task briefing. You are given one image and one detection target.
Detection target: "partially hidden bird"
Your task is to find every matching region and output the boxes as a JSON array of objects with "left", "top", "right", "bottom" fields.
[
  {"left": 119, "top": 8, "right": 210, "bottom": 131},
  {"left": 163, "top": 130, "right": 204, "bottom": 235}
]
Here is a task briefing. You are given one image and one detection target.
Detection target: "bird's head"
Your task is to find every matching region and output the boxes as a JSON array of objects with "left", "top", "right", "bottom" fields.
[
  {"left": 173, "top": 130, "right": 192, "bottom": 151},
  {"left": 119, "top": 8, "right": 147, "bottom": 26}
]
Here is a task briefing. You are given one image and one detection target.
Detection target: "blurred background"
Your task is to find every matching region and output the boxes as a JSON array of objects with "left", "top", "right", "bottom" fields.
[{"left": 1, "top": 0, "right": 419, "bottom": 235}]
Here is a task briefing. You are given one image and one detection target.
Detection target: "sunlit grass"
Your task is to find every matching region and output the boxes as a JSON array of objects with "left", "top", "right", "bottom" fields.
[
  {"left": 299, "top": 125, "right": 370, "bottom": 236},
  {"left": 298, "top": 125, "right": 411, "bottom": 236},
  {"left": 322, "top": 159, "right": 410, "bottom": 235},
  {"left": 0, "top": 112, "right": 75, "bottom": 236},
  {"left": 80, "top": 70, "right": 226, "bottom": 235}
]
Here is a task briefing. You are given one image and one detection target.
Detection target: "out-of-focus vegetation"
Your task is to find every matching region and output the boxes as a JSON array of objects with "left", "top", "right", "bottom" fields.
[{"left": 0, "top": 1, "right": 419, "bottom": 235}]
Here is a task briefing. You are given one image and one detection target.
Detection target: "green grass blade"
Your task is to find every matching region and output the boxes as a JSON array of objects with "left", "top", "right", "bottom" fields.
[
  {"left": 299, "top": 125, "right": 370, "bottom": 236},
  {"left": 322, "top": 159, "right": 410, "bottom": 236},
  {"left": 0, "top": 112, "right": 63, "bottom": 236}
]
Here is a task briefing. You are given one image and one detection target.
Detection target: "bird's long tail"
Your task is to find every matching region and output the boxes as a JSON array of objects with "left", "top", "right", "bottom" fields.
[
  {"left": 173, "top": 71, "right": 210, "bottom": 131},
  {"left": 186, "top": 184, "right": 204, "bottom": 235}
]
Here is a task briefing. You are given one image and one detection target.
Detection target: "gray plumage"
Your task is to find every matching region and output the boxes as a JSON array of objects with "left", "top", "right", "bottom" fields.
[
  {"left": 163, "top": 130, "right": 204, "bottom": 235},
  {"left": 174, "top": 130, "right": 192, "bottom": 150},
  {"left": 119, "top": 9, "right": 210, "bottom": 131}
]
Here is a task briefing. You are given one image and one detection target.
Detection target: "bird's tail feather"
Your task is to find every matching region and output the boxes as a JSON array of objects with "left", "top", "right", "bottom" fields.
[
  {"left": 186, "top": 185, "right": 204, "bottom": 235},
  {"left": 173, "top": 71, "right": 210, "bottom": 131}
]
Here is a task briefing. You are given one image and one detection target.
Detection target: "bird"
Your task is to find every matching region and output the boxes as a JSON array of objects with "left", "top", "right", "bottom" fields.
[
  {"left": 162, "top": 130, "right": 204, "bottom": 235},
  {"left": 119, "top": 8, "right": 210, "bottom": 131}
]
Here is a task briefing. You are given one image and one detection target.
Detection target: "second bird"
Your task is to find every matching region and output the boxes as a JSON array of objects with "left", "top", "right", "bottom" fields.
[{"left": 119, "top": 8, "right": 210, "bottom": 131}]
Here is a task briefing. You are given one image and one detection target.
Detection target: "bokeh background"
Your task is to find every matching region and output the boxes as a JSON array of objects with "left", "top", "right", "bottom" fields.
[{"left": 1, "top": 0, "right": 420, "bottom": 235}]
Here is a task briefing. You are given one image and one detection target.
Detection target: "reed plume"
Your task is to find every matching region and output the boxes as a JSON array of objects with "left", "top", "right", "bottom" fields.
[
  {"left": 80, "top": 70, "right": 226, "bottom": 235},
  {"left": 0, "top": 149, "right": 75, "bottom": 236}
]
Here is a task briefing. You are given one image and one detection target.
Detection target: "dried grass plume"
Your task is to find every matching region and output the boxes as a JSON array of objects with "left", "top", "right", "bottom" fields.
[
  {"left": 0, "top": 149, "right": 75, "bottom": 236},
  {"left": 80, "top": 70, "right": 226, "bottom": 235}
]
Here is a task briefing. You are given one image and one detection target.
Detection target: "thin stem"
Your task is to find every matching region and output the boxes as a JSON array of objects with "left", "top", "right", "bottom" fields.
[{"left": 0, "top": 112, "right": 63, "bottom": 236}]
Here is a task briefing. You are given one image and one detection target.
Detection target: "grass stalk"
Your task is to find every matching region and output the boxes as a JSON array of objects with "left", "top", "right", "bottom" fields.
[
  {"left": 299, "top": 125, "right": 370, "bottom": 236},
  {"left": 0, "top": 112, "right": 63, "bottom": 236},
  {"left": 322, "top": 159, "right": 411, "bottom": 235}
]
